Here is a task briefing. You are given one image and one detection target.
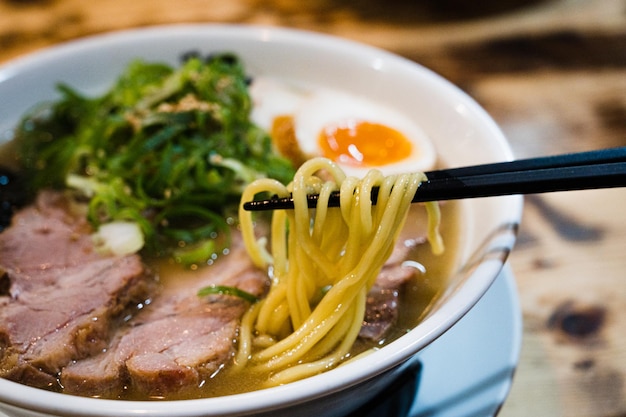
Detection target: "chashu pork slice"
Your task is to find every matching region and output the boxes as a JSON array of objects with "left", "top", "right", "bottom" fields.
[
  {"left": 0, "top": 191, "right": 153, "bottom": 389},
  {"left": 60, "top": 232, "right": 268, "bottom": 399}
]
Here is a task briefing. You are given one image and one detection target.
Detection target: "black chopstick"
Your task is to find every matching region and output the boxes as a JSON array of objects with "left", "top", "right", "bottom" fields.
[
  {"left": 243, "top": 147, "right": 626, "bottom": 211},
  {"left": 423, "top": 146, "right": 626, "bottom": 180}
]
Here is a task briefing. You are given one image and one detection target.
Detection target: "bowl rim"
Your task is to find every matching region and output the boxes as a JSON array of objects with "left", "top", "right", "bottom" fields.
[{"left": 0, "top": 23, "right": 523, "bottom": 416}]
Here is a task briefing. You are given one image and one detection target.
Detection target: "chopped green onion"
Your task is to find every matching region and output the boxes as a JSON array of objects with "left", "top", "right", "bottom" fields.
[
  {"left": 14, "top": 54, "right": 295, "bottom": 263},
  {"left": 197, "top": 285, "right": 259, "bottom": 304}
]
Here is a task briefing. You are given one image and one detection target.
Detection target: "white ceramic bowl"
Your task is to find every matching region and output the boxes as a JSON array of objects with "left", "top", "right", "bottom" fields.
[{"left": 0, "top": 24, "right": 522, "bottom": 417}]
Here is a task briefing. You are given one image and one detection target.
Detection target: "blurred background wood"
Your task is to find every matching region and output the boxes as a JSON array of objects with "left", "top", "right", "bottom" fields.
[{"left": 1, "top": 0, "right": 625, "bottom": 415}]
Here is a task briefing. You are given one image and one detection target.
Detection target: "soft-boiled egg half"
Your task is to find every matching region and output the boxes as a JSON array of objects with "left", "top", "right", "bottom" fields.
[{"left": 250, "top": 78, "right": 436, "bottom": 178}]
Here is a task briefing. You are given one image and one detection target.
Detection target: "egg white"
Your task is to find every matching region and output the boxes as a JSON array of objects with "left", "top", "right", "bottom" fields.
[{"left": 250, "top": 78, "right": 436, "bottom": 178}]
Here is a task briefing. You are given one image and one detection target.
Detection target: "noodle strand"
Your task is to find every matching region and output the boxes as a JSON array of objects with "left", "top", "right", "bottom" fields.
[{"left": 236, "top": 157, "right": 443, "bottom": 385}]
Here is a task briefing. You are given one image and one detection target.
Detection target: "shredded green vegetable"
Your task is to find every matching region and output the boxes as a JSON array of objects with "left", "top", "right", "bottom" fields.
[
  {"left": 197, "top": 285, "right": 259, "bottom": 304},
  {"left": 14, "top": 53, "right": 295, "bottom": 263}
]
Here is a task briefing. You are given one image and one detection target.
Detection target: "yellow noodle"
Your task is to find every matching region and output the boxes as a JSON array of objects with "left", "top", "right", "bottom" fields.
[
  {"left": 254, "top": 290, "right": 355, "bottom": 366},
  {"left": 267, "top": 286, "right": 367, "bottom": 385},
  {"left": 252, "top": 334, "right": 276, "bottom": 349},
  {"left": 425, "top": 200, "right": 445, "bottom": 255},
  {"left": 255, "top": 283, "right": 288, "bottom": 334},
  {"left": 236, "top": 157, "right": 443, "bottom": 385},
  {"left": 287, "top": 249, "right": 311, "bottom": 329},
  {"left": 239, "top": 178, "right": 289, "bottom": 267},
  {"left": 270, "top": 209, "right": 288, "bottom": 277},
  {"left": 303, "top": 309, "right": 354, "bottom": 361},
  {"left": 311, "top": 181, "right": 337, "bottom": 244},
  {"left": 231, "top": 301, "right": 263, "bottom": 371},
  {"left": 305, "top": 285, "right": 367, "bottom": 362}
]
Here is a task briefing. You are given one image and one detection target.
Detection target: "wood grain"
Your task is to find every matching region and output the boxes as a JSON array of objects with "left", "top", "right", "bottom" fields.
[{"left": 1, "top": 0, "right": 625, "bottom": 415}]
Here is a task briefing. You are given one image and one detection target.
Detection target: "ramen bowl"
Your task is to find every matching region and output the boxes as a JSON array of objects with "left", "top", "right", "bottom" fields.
[{"left": 0, "top": 24, "right": 522, "bottom": 417}]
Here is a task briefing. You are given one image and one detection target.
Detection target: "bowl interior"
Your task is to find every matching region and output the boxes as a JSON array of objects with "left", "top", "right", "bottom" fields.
[{"left": 0, "top": 24, "right": 522, "bottom": 417}]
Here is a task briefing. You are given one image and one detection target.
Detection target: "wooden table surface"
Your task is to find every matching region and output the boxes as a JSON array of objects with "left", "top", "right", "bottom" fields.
[{"left": 1, "top": 0, "right": 624, "bottom": 415}]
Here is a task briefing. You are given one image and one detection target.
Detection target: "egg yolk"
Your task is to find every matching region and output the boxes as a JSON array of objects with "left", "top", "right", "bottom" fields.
[{"left": 318, "top": 120, "right": 413, "bottom": 167}]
